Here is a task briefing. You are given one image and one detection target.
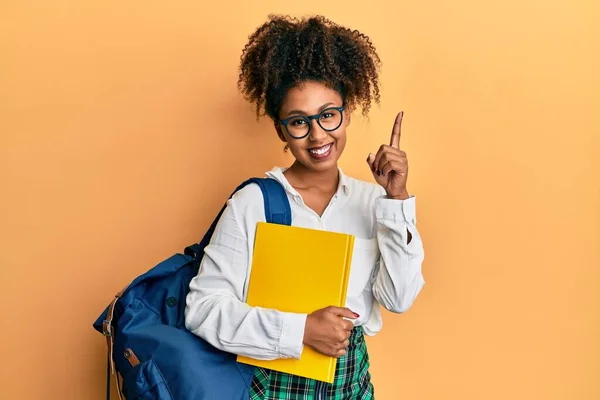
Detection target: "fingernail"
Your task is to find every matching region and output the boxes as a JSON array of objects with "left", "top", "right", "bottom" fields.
[{"left": 353, "top": 313, "right": 359, "bottom": 318}]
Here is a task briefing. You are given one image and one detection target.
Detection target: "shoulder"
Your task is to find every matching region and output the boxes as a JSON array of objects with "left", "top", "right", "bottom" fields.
[
  {"left": 230, "top": 181, "right": 266, "bottom": 210},
  {"left": 227, "top": 181, "right": 272, "bottom": 224}
]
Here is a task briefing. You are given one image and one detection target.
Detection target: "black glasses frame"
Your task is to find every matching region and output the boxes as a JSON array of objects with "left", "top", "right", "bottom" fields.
[{"left": 278, "top": 106, "right": 345, "bottom": 139}]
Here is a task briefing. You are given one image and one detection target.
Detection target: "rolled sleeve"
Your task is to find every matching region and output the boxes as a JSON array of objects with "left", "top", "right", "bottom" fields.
[
  {"left": 372, "top": 194, "right": 425, "bottom": 313},
  {"left": 278, "top": 312, "right": 307, "bottom": 359}
]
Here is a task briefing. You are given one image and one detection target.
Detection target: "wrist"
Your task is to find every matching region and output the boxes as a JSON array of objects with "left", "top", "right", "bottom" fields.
[{"left": 386, "top": 190, "right": 409, "bottom": 200}]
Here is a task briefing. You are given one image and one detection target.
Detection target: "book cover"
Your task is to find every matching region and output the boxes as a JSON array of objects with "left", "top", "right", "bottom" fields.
[{"left": 236, "top": 222, "right": 355, "bottom": 383}]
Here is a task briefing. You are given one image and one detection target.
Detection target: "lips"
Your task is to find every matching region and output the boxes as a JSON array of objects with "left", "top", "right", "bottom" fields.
[{"left": 308, "top": 143, "right": 333, "bottom": 158}]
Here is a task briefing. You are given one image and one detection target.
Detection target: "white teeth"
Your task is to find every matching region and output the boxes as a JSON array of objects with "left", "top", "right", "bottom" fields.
[{"left": 309, "top": 144, "right": 332, "bottom": 155}]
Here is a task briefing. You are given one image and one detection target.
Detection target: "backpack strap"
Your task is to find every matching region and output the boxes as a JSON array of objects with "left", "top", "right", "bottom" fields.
[
  {"left": 105, "top": 286, "right": 128, "bottom": 400},
  {"left": 245, "top": 177, "right": 292, "bottom": 225},
  {"left": 184, "top": 177, "right": 291, "bottom": 259}
]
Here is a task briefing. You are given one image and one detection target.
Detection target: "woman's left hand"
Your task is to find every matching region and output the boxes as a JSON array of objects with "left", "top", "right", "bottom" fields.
[{"left": 367, "top": 111, "right": 410, "bottom": 200}]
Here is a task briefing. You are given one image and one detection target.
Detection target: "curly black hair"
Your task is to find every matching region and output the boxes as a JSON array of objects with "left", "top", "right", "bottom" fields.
[{"left": 238, "top": 15, "right": 381, "bottom": 120}]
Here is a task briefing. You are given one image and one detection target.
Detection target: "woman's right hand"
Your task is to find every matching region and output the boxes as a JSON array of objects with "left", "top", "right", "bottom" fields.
[{"left": 303, "top": 306, "right": 358, "bottom": 358}]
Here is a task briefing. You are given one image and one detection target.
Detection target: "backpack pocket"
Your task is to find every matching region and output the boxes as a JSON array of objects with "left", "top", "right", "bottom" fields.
[{"left": 121, "top": 352, "right": 174, "bottom": 400}]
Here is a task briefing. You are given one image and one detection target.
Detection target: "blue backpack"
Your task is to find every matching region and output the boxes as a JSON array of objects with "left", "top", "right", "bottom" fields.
[{"left": 93, "top": 178, "right": 292, "bottom": 400}]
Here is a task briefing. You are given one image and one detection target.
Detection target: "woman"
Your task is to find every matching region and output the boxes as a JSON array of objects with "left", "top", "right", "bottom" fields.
[{"left": 185, "top": 15, "right": 425, "bottom": 399}]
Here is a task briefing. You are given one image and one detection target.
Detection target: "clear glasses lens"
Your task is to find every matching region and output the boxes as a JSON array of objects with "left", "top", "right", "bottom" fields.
[{"left": 286, "top": 108, "right": 342, "bottom": 138}]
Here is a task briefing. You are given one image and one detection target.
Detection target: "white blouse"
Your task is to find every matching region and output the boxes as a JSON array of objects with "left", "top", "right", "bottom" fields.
[{"left": 185, "top": 167, "right": 425, "bottom": 361}]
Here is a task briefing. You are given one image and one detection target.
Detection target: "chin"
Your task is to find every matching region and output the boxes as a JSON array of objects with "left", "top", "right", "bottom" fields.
[{"left": 301, "top": 153, "right": 339, "bottom": 172}]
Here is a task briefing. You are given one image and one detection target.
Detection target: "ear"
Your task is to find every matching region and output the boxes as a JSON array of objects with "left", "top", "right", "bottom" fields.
[
  {"left": 273, "top": 120, "right": 287, "bottom": 142},
  {"left": 345, "top": 109, "right": 351, "bottom": 127}
]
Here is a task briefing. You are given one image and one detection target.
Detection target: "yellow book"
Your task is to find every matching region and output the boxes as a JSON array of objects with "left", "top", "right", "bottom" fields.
[{"left": 236, "top": 222, "right": 355, "bottom": 383}]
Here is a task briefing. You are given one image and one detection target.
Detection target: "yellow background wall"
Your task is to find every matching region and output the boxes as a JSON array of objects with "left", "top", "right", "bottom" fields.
[{"left": 1, "top": 1, "right": 598, "bottom": 399}]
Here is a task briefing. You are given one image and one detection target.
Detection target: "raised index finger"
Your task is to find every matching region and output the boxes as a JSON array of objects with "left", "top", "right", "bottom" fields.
[{"left": 389, "top": 111, "right": 404, "bottom": 149}]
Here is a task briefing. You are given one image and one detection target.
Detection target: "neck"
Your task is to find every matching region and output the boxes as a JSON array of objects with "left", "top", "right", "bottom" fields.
[{"left": 284, "top": 161, "right": 339, "bottom": 191}]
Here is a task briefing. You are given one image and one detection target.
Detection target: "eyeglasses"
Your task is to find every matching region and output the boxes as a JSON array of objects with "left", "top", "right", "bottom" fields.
[{"left": 278, "top": 106, "right": 345, "bottom": 139}]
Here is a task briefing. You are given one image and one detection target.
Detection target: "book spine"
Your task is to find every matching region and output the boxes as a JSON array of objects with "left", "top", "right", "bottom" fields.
[{"left": 338, "top": 237, "right": 355, "bottom": 306}]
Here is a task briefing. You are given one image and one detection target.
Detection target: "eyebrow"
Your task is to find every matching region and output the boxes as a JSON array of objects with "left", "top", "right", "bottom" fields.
[{"left": 285, "top": 102, "right": 336, "bottom": 117}]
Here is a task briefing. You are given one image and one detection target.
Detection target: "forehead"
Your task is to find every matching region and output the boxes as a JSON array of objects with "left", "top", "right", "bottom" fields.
[{"left": 279, "top": 81, "right": 343, "bottom": 115}]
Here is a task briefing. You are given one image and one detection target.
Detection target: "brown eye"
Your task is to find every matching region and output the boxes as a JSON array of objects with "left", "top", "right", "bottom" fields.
[
  {"left": 290, "top": 118, "right": 307, "bottom": 126},
  {"left": 318, "top": 108, "right": 343, "bottom": 131}
]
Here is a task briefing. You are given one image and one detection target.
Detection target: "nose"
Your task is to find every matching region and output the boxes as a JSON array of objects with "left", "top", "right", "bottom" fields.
[{"left": 308, "top": 119, "right": 327, "bottom": 142}]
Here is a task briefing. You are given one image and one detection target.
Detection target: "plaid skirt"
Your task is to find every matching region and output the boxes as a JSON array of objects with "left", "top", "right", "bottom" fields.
[{"left": 249, "top": 327, "right": 374, "bottom": 399}]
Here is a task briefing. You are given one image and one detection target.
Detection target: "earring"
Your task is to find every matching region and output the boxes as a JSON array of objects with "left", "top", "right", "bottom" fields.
[{"left": 284, "top": 144, "right": 289, "bottom": 153}]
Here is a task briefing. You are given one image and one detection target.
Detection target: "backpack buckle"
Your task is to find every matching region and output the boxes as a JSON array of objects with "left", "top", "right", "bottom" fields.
[
  {"left": 102, "top": 291, "right": 122, "bottom": 338},
  {"left": 184, "top": 243, "right": 202, "bottom": 259},
  {"left": 102, "top": 320, "right": 113, "bottom": 337}
]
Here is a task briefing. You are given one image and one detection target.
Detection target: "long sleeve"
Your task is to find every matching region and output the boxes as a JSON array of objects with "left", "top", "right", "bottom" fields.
[
  {"left": 184, "top": 186, "right": 307, "bottom": 360},
  {"left": 371, "top": 192, "right": 425, "bottom": 313}
]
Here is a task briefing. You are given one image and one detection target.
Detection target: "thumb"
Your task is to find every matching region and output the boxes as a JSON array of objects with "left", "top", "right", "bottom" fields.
[
  {"left": 327, "top": 306, "right": 359, "bottom": 319},
  {"left": 366, "top": 153, "right": 375, "bottom": 172}
]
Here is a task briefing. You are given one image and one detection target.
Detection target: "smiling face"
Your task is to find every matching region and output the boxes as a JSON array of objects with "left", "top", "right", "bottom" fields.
[{"left": 276, "top": 81, "right": 350, "bottom": 173}]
